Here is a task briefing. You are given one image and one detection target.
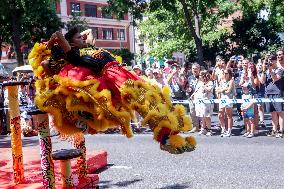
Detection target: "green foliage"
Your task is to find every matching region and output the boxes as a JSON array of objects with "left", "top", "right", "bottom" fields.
[
  {"left": 107, "top": 0, "right": 284, "bottom": 64},
  {"left": 0, "top": 0, "right": 62, "bottom": 64},
  {"left": 111, "top": 48, "right": 135, "bottom": 66},
  {"left": 138, "top": 2, "right": 233, "bottom": 62},
  {"left": 22, "top": 0, "right": 62, "bottom": 41},
  {"left": 230, "top": 0, "right": 284, "bottom": 57},
  {"left": 65, "top": 12, "right": 88, "bottom": 32}
]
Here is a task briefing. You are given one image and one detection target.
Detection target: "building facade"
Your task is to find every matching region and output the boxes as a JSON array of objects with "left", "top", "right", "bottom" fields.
[{"left": 57, "top": 0, "right": 135, "bottom": 52}]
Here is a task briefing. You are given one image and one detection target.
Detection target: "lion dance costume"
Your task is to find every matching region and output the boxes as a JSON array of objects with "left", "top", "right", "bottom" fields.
[{"left": 28, "top": 43, "right": 196, "bottom": 154}]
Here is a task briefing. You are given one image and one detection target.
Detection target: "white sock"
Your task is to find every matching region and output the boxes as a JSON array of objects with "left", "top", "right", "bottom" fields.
[{"left": 227, "top": 128, "right": 231, "bottom": 134}]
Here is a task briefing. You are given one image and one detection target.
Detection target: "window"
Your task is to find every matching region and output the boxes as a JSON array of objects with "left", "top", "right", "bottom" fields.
[
  {"left": 102, "top": 28, "right": 113, "bottom": 40},
  {"left": 71, "top": 3, "right": 80, "bottom": 15},
  {"left": 102, "top": 9, "right": 113, "bottom": 19},
  {"left": 85, "top": 4, "right": 97, "bottom": 17},
  {"left": 117, "top": 29, "right": 125, "bottom": 40},
  {"left": 91, "top": 27, "right": 99, "bottom": 39}
]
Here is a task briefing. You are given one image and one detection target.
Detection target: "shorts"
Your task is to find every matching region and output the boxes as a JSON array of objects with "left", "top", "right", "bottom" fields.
[
  {"left": 265, "top": 94, "right": 284, "bottom": 113},
  {"left": 195, "top": 103, "right": 213, "bottom": 118},
  {"left": 243, "top": 111, "right": 254, "bottom": 119}
]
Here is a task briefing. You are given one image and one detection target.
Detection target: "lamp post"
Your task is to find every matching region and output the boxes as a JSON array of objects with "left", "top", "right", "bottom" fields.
[{"left": 138, "top": 43, "right": 146, "bottom": 74}]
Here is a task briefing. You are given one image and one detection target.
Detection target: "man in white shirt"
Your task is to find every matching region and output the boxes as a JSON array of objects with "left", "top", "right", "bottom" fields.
[{"left": 187, "top": 63, "right": 200, "bottom": 132}]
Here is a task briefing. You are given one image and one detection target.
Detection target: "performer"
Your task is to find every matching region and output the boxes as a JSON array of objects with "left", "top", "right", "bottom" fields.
[{"left": 28, "top": 28, "right": 196, "bottom": 154}]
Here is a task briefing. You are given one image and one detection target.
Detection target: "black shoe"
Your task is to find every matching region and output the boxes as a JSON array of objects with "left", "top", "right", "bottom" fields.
[
  {"left": 260, "top": 121, "right": 266, "bottom": 128},
  {"left": 267, "top": 130, "right": 277, "bottom": 137},
  {"left": 240, "top": 129, "right": 246, "bottom": 135}
]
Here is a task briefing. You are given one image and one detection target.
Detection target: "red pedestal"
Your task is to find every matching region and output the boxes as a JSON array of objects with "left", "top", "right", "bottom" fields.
[{"left": 1, "top": 147, "right": 107, "bottom": 188}]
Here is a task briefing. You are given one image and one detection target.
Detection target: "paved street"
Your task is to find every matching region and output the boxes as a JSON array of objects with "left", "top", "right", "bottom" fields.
[
  {"left": 1, "top": 113, "right": 283, "bottom": 189},
  {"left": 51, "top": 132, "right": 284, "bottom": 189}
]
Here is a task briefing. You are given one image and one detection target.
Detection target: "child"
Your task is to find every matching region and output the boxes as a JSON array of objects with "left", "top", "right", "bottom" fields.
[
  {"left": 192, "top": 71, "right": 214, "bottom": 136},
  {"left": 241, "top": 84, "right": 255, "bottom": 138}
]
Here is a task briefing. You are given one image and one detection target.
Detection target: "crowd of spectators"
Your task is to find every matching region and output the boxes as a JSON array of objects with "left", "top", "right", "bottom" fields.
[
  {"left": 0, "top": 73, "right": 37, "bottom": 137},
  {"left": 138, "top": 49, "right": 284, "bottom": 138}
]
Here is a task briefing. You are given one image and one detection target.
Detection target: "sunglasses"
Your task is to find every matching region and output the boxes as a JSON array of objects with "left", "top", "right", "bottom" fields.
[{"left": 224, "top": 72, "right": 229, "bottom": 75}]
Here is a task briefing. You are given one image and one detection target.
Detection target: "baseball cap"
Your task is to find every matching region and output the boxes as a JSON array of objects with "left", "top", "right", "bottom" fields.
[{"left": 133, "top": 65, "right": 141, "bottom": 70}]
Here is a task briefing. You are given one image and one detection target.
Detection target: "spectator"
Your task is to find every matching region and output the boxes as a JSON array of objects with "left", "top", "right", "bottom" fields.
[
  {"left": 167, "top": 64, "right": 187, "bottom": 100},
  {"left": 188, "top": 63, "right": 201, "bottom": 132},
  {"left": 133, "top": 65, "right": 142, "bottom": 76},
  {"left": 192, "top": 70, "right": 214, "bottom": 136},
  {"left": 260, "top": 54, "right": 284, "bottom": 138},
  {"left": 212, "top": 56, "right": 227, "bottom": 131},
  {"left": 276, "top": 49, "right": 284, "bottom": 68},
  {"left": 256, "top": 59, "right": 266, "bottom": 127},
  {"left": 234, "top": 57, "right": 244, "bottom": 121},
  {"left": 239, "top": 59, "right": 259, "bottom": 132},
  {"left": 153, "top": 68, "right": 166, "bottom": 88},
  {"left": 241, "top": 84, "right": 255, "bottom": 138},
  {"left": 212, "top": 56, "right": 227, "bottom": 93},
  {"left": 145, "top": 68, "right": 154, "bottom": 80},
  {"left": 216, "top": 68, "right": 235, "bottom": 137}
]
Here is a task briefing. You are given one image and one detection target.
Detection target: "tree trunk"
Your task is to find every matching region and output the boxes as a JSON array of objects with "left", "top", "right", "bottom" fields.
[
  {"left": 11, "top": 13, "right": 24, "bottom": 66},
  {"left": 193, "top": 13, "right": 204, "bottom": 66},
  {"left": 0, "top": 41, "right": 2, "bottom": 61},
  {"left": 179, "top": 0, "right": 204, "bottom": 66}
]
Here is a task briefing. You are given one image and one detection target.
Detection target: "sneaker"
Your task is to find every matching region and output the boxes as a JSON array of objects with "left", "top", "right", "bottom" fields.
[
  {"left": 198, "top": 128, "right": 207, "bottom": 135},
  {"left": 220, "top": 130, "right": 226, "bottom": 137},
  {"left": 267, "top": 130, "right": 277, "bottom": 137},
  {"left": 206, "top": 130, "right": 213, "bottom": 136},
  {"left": 223, "top": 132, "right": 231, "bottom": 137},
  {"left": 260, "top": 121, "right": 266, "bottom": 128},
  {"left": 246, "top": 133, "right": 254, "bottom": 138},
  {"left": 276, "top": 131, "right": 283, "bottom": 138},
  {"left": 242, "top": 132, "right": 249, "bottom": 137}
]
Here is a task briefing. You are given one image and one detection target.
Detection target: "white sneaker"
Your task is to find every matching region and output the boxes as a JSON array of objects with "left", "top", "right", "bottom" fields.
[
  {"left": 223, "top": 132, "right": 231, "bottom": 137},
  {"left": 198, "top": 128, "right": 207, "bottom": 135},
  {"left": 220, "top": 130, "right": 226, "bottom": 137},
  {"left": 242, "top": 132, "right": 249, "bottom": 137},
  {"left": 206, "top": 130, "right": 213, "bottom": 136},
  {"left": 246, "top": 133, "right": 254, "bottom": 138}
]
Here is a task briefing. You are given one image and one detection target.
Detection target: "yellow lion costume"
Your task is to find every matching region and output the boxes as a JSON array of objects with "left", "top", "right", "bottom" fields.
[{"left": 28, "top": 43, "right": 196, "bottom": 154}]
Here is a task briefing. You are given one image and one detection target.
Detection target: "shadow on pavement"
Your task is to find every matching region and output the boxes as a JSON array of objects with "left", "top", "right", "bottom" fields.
[
  {"left": 0, "top": 136, "right": 39, "bottom": 148},
  {"left": 159, "top": 183, "right": 191, "bottom": 189}
]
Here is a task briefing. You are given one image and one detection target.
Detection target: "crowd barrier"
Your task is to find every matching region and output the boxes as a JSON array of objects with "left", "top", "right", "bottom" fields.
[
  {"left": 172, "top": 98, "right": 284, "bottom": 105},
  {"left": 1, "top": 98, "right": 284, "bottom": 110}
]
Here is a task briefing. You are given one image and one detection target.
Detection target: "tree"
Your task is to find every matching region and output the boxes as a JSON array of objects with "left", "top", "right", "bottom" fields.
[
  {"left": 0, "top": 15, "right": 10, "bottom": 61},
  {"left": 0, "top": 0, "right": 62, "bottom": 66},
  {"left": 65, "top": 12, "right": 89, "bottom": 32},
  {"left": 106, "top": 0, "right": 236, "bottom": 66},
  {"left": 111, "top": 48, "right": 135, "bottom": 66},
  {"left": 230, "top": 0, "right": 284, "bottom": 57}
]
